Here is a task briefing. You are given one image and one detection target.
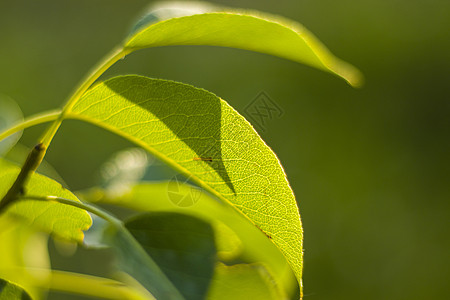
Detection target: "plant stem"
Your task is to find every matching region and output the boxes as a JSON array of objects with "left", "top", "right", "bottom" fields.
[
  {"left": 20, "top": 194, "right": 184, "bottom": 300},
  {"left": 0, "top": 46, "right": 128, "bottom": 214},
  {"left": 0, "top": 109, "right": 61, "bottom": 142},
  {"left": 41, "top": 46, "right": 128, "bottom": 147},
  {"left": 0, "top": 143, "right": 46, "bottom": 214}
]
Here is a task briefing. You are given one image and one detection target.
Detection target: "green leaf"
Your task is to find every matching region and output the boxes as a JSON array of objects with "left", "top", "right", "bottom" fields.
[
  {"left": 125, "top": 212, "right": 216, "bottom": 300},
  {"left": 0, "top": 159, "right": 92, "bottom": 242},
  {"left": 83, "top": 181, "right": 297, "bottom": 298},
  {"left": 0, "top": 278, "right": 32, "bottom": 300},
  {"left": 124, "top": 2, "right": 362, "bottom": 87},
  {"left": 66, "top": 75, "right": 302, "bottom": 295},
  {"left": 102, "top": 220, "right": 184, "bottom": 300},
  {"left": 0, "top": 216, "right": 50, "bottom": 300},
  {"left": 208, "top": 263, "right": 283, "bottom": 300}
]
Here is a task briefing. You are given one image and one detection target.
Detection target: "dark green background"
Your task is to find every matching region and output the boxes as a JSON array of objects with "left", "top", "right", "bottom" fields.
[{"left": 1, "top": 0, "right": 449, "bottom": 299}]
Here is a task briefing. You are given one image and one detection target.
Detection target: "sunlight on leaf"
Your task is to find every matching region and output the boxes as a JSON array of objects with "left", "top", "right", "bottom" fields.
[
  {"left": 0, "top": 278, "right": 32, "bottom": 300},
  {"left": 208, "top": 263, "right": 283, "bottom": 300},
  {"left": 67, "top": 75, "right": 303, "bottom": 294},
  {"left": 0, "top": 159, "right": 92, "bottom": 242},
  {"left": 0, "top": 216, "right": 50, "bottom": 300},
  {"left": 124, "top": 1, "right": 362, "bottom": 87}
]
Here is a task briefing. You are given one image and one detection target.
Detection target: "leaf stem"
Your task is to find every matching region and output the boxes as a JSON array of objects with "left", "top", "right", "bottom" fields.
[
  {"left": 19, "top": 194, "right": 185, "bottom": 300},
  {"left": 0, "top": 143, "right": 46, "bottom": 214},
  {"left": 41, "top": 46, "right": 128, "bottom": 147},
  {"left": 0, "top": 46, "right": 128, "bottom": 215},
  {"left": 0, "top": 109, "right": 61, "bottom": 142}
]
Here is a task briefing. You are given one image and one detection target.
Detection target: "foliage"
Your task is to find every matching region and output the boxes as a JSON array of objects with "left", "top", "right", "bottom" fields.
[{"left": 0, "top": 2, "right": 360, "bottom": 299}]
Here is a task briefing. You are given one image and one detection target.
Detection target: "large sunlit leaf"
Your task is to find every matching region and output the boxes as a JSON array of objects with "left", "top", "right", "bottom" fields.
[
  {"left": 0, "top": 159, "right": 92, "bottom": 242},
  {"left": 66, "top": 75, "right": 303, "bottom": 294},
  {"left": 125, "top": 212, "right": 216, "bottom": 300},
  {"left": 0, "top": 278, "right": 32, "bottom": 300},
  {"left": 124, "top": 1, "right": 362, "bottom": 87}
]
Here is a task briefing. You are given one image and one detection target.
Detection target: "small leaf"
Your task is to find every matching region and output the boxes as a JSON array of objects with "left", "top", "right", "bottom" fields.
[
  {"left": 125, "top": 212, "right": 216, "bottom": 300},
  {"left": 0, "top": 159, "right": 92, "bottom": 242},
  {"left": 67, "top": 75, "right": 302, "bottom": 294},
  {"left": 0, "top": 278, "right": 32, "bottom": 300},
  {"left": 124, "top": 2, "right": 362, "bottom": 86}
]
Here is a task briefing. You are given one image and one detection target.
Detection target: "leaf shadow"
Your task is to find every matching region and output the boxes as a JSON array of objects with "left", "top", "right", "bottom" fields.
[
  {"left": 105, "top": 76, "right": 236, "bottom": 194},
  {"left": 125, "top": 212, "right": 217, "bottom": 300}
]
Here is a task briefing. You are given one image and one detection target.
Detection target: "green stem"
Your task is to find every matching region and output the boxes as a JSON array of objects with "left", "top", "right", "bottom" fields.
[
  {"left": 41, "top": 46, "right": 128, "bottom": 147},
  {"left": 0, "top": 144, "right": 46, "bottom": 214},
  {"left": 0, "top": 46, "right": 128, "bottom": 215},
  {"left": 19, "top": 194, "right": 185, "bottom": 300},
  {"left": 0, "top": 109, "right": 61, "bottom": 142}
]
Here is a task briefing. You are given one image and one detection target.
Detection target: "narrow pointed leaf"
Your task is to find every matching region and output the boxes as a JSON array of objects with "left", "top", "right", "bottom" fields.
[
  {"left": 66, "top": 75, "right": 303, "bottom": 293},
  {"left": 0, "top": 278, "right": 32, "bottom": 300},
  {"left": 124, "top": 2, "right": 362, "bottom": 87},
  {"left": 0, "top": 159, "right": 92, "bottom": 242}
]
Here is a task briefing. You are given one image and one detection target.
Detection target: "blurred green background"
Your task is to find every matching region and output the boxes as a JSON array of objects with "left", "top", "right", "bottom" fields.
[{"left": 1, "top": 0, "right": 449, "bottom": 299}]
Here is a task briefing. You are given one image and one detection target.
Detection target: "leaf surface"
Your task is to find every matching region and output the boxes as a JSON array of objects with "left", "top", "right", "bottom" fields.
[
  {"left": 0, "top": 278, "right": 32, "bottom": 300},
  {"left": 207, "top": 263, "right": 282, "bottom": 300},
  {"left": 125, "top": 212, "right": 216, "bottom": 300},
  {"left": 101, "top": 224, "right": 183, "bottom": 300},
  {"left": 124, "top": 3, "right": 362, "bottom": 86},
  {"left": 67, "top": 75, "right": 303, "bottom": 292},
  {"left": 0, "top": 216, "right": 50, "bottom": 300},
  {"left": 0, "top": 159, "right": 92, "bottom": 242},
  {"left": 84, "top": 181, "right": 296, "bottom": 297}
]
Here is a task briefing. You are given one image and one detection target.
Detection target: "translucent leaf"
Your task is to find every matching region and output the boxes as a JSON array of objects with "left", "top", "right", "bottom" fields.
[
  {"left": 0, "top": 216, "right": 50, "bottom": 300},
  {"left": 0, "top": 159, "right": 92, "bottom": 242},
  {"left": 0, "top": 278, "right": 32, "bottom": 300},
  {"left": 66, "top": 75, "right": 302, "bottom": 294},
  {"left": 208, "top": 263, "right": 283, "bottom": 300},
  {"left": 124, "top": 2, "right": 362, "bottom": 86}
]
